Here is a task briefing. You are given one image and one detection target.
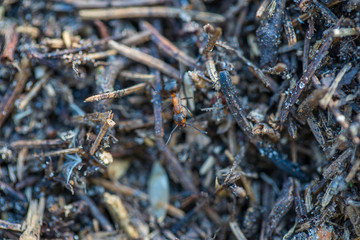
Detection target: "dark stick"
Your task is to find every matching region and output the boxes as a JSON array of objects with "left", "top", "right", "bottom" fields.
[{"left": 219, "top": 71, "right": 310, "bottom": 180}]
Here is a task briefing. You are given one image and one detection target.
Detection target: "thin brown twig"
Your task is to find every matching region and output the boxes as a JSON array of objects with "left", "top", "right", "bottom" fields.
[
  {"left": 66, "top": 0, "right": 171, "bottom": 8},
  {"left": 156, "top": 138, "right": 198, "bottom": 193},
  {"left": 141, "top": 21, "right": 197, "bottom": 67},
  {"left": 117, "top": 112, "right": 172, "bottom": 131},
  {"left": 109, "top": 40, "right": 181, "bottom": 80},
  {"left": 79, "top": 6, "right": 225, "bottom": 23},
  {"left": 79, "top": 194, "right": 114, "bottom": 231},
  {"left": 216, "top": 42, "right": 279, "bottom": 92},
  {"left": 85, "top": 83, "right": 147, "bottom": 103},
  {"left": 90, "top": 178, "right": 185, "bottom": 218},
  {"left": 86, "top": 30, "right": 152, "bottom": 60},
  {"left": 10, "top": 139, "right": 69, "bottom": 149},
  {"left": 19, "top": 71, "right": 52, "bottom": 110},
  {"left": 27, "top": 148, "right": 82, "bottom": 160},
  {"left": 1, "top": 24, "right": 18, "bottom": 62},
  {"left": 0, "top": 57, "right": 30, "bottom": 127},
  {"left": 89, "top": 112, "right": 115, "bottom": 155},
  {"left": 120, "top": 71, "right": 155, "bottom": 82}
]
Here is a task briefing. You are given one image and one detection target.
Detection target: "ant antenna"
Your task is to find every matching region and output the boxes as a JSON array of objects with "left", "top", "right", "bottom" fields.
[
  {"left": 165, "top": 124, "right": 179, "bottom": 145},
  {"left": 187, "top": 123, "right": 207, "bottom": 135}
]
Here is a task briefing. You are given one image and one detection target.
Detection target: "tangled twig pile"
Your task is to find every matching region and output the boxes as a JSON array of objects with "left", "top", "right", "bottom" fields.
[{"left": 0, "top": 0, "right": 359, "bottom": 239}]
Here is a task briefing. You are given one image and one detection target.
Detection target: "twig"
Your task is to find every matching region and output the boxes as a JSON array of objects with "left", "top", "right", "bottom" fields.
[
  {"left": 216, "top": 42, "right": 279, "bottom": 92},
  {"left": 141, "top": 21, "right": 197, "bottom": 67},
  {"left": 0, "top": 219, "right": 22, "bottom": 232},
  {"left": 230, "top": 221, "right": 248, "bottom": 240},
  {"left": 85, "top": 83, "right": 147, "bottom": 103},
  {"left": 79, "top": 194, "right": 114, "bottom": 231},
  {"left": 292, "top": 0, "right": 344, "bottom": 27},
  {"left": 280, "top": 19, "right": 342, "bottom": 123},
  {"left": 103, "top": 192, "right": 140, "bottom": 239},
  {"left": 120, "top": 71, "right": 155, "bottom": 82},
  {"left": 121, "top": 30, "right": 152, "bottom": 46},
  {"left": 0, "top": 180, "right": 27, "bottom": 202},
  {"left": 66, "top": 0, "right": 171, "bottom": 8},
  {"left": 225, "top": 150, "right": 257, "bottom": 204},
  {"left": 10, "top": 139, "right": 69, "bottom": 149},
  {"left": 303, "top": 18, "right": 314, "bottom": 72},
  {"left": 256, "top": 0, "right": 271, "bottom": 19},
  {"left": 89, "top": 112, "right": 115, "bottom": 155},
  {"left": 79, "top": 6, "right": 225, "bottom": 23},
  {"left": 220, "top": 71, "right": 309, "bottom": 180},
  {"left": 28, "top": 34, "right": 125, "bottom": 60},
  {"left": 27, "top": 148, "right": 82, "bottom": 160},
  {"left": 86, "top": 30, "right": 152, "bottom": 60},
  {"left": 284, "top": 13, "right": 297, "bottom": 47},
  {"left": 94, "top": 58, "right": 125, "bottom": 112},
  {"left": 345, "top": 156, "right": 360, "bottom": 183},
  {"left": 156, "top": 138, "right": 198, "bottom": 193},
  {"left": 109, "top": 40, "right": 181, "bottom": 80},
  {"left": 17, "top": 148, "right": 28, "bottom": 181},
  {"left": 117, "top": 112, "right": 172, "bottom": 131},
  {"left": 18, "top": 71, "right": 51, "bottom": 110},
  {"left": 202, "top": 24, "right": 222, "bottom": 56},
  {"left": 152, "top": 70, "right": 164, "bottom": 137},
  {"left": 20, "top": 197, "right": 46, "bottom": 240},
  {"left": 1, "top": 24, "right": 18, "bottom": 62},
  {"left": 0, "top": 57, "right": 30, "bottom": 127},
  {"left": 320, "top": 63, "right": 352, "bottom": 109}
]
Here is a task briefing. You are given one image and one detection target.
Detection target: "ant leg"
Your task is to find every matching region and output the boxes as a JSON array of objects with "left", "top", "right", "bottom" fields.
[
  {"left": 181, "top": 104, "right": 194, "bottom": 117},
  {"left": 187, "top": 123, "right": 207, "bottom": 135},
  {"left": 161, "top": 102, "right": 172, "bottom": 112},
  {"left": 180, "top": 97, "right": 193, "bottom": 100},
  {"left": 165, "top": 124, "right": 179, "bottom": 145}
]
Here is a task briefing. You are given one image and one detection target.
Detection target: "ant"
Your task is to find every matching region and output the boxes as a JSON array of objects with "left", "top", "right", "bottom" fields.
[{"left": 162, "top": 79, "right": 207, "bottom": 145}]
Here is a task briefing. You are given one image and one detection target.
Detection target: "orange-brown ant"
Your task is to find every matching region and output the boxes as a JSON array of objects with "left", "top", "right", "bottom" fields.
[{"left": 162, "top": 79, "right": 207, "bottom": 145}]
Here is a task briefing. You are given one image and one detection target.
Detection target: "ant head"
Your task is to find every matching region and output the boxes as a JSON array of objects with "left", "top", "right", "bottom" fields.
[{"left": 164, "top": 79, "right": 179, "bottom": 93}]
